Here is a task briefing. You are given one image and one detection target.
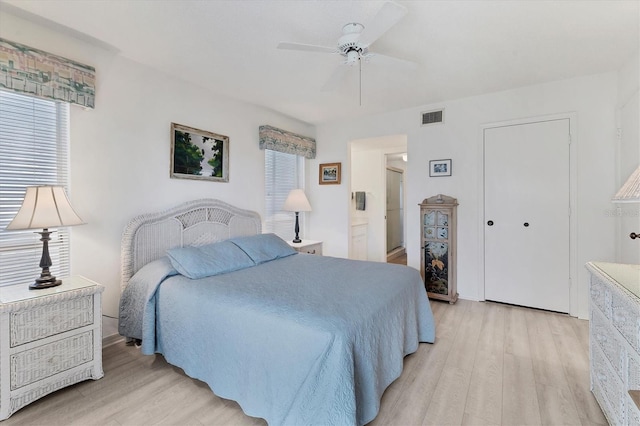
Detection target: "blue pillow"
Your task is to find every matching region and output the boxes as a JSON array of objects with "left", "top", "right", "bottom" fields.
[
  {"left": 229, "top": 233, "right": 297, "bottom": 264},
  {"left": 166, "top": 240, "right": 255, "bottom": 279}
]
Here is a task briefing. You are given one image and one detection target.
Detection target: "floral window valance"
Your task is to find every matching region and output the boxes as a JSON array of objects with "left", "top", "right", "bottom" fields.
[
  {"left": 0, "top": 38, "right": 96, "bottom": 109},
  {"left": 259, "top": 125, "right": 316, "bottom": 159}
]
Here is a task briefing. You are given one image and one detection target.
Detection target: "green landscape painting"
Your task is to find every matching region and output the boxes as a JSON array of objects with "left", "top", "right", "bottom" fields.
[{"left": 170, "top": 123, "right": 229, "bottom": 182}]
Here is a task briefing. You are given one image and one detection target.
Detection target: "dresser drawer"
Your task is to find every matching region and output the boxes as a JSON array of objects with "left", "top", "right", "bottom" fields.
[
  {"left": 10, "top": 296, "right": 94, "bottom": 347},
  {"left": 611, "top": 285, "right": 640, "bottom": 354},
  {"left": 10, "top": 330, "right": 94, "bottom": 390},
  {"left": 592, "top": 344, "right": 626, "bottom": 424},
  {"left": 592, "top": 306, "right": 626, "bottom": 381},
  {"left": 630, "top": 353, "right": 640, "bottom": 391},
  {"left": 628, "top": 394, "right": 640, "bottom": 426}
]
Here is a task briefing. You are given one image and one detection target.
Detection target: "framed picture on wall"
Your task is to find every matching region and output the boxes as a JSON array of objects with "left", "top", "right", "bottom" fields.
[
  {"left": 319, "top": 162, "right": 341, "bottom": 185},
  {"left": 170, "top": 122, "right": 229, "bottom": 182},
  {"left": 429, "top": 159, "right": 452, "bottom": 177}
]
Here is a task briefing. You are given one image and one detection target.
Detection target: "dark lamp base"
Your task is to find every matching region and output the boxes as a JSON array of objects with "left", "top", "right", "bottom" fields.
[
  {"left": 30, "top": 276, "right": 62, "bottom": 290},
  {"left": 292, "top": 237, "right": 301, "bottom": 243}
]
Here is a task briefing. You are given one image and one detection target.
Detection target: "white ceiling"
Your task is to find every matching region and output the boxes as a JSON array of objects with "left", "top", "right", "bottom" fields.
[{"left": 2, "top": 0, "right": 638, "bottom": 125}]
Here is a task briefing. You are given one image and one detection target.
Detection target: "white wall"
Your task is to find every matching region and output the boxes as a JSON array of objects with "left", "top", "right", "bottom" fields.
[
  {"left": 313, "top": 72, "right": 620, "bottom": 319},
  {"left": 0, "top": 12, "right": 314, "bottom": 333}
]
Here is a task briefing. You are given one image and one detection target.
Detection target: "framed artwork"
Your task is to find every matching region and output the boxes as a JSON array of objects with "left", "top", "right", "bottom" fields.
[
  {"left": 429, "top": 159, "right": 452, "bottom": 177},
  {"left": 319, "top": 162, "right": 341, "bottom": 185},
  {"left": 171, "top": 123, "right": 229, "bottom": 182}
]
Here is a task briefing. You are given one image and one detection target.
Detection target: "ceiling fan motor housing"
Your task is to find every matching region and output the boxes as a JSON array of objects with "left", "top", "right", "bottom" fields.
[{"left": 339, "top": 23, "right": 368, "bottom": 63}]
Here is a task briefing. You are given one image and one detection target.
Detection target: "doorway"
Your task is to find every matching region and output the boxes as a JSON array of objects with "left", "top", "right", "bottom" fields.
[
  {"left": 483, "top": 118, "right": 571, "bottom": 313},
  {"left": 349, "top": 135, "right": 407, "bottom": 263},
  {"left": 386, "top": 164, "right": 406, "bottom": 264}
]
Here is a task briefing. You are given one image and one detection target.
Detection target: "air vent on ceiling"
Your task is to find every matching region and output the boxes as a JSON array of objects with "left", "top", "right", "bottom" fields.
[{"left": 421, "top": 109, "right": 444, "bottom": 126}]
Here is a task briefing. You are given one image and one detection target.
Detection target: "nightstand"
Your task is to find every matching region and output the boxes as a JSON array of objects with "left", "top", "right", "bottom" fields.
[
  {"left": 288, "top": 240, "right": 323, "bottom": 255},
  {"left": 0, "top": 276, "right": 104, "bottom": 420}
]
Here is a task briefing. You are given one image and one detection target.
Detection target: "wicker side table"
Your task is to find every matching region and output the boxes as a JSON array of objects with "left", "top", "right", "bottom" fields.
[{"left": 0, "top": 276, "right": 104, "bottom": 420}]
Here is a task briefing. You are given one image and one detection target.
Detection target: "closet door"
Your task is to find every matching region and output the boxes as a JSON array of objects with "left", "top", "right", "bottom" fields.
[{"left": 484, "top": 119, "right": 570, "bottom": 313}]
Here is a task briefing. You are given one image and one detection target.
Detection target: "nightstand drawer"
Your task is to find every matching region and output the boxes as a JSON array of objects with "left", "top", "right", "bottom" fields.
[
  {"left": 299, "top": 242, "right": 322, "bottom": 255},
  {"left": 10, "top": 296, "right": 94, "bottom": 348},
  {"left": 288, "top": 240, "right": 323, "bottom": 256},
  {"left": 10, "top": 330, "right": 94, "bottom": 390}
]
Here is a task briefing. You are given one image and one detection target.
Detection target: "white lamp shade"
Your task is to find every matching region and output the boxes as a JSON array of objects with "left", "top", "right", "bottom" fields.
[
  {"left": 282, "top": 189, "right": 312, "bottom": 212},
  {"left": 6, "top": 186, "right": 84, "bottom": 230},
  {"left": 612, "top": 166, "right": 640, "bottom": 203}
]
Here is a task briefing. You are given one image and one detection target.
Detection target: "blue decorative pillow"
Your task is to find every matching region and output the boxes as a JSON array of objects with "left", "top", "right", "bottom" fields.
[
  {"left": 166, "top": 240, "right": 255, "bottom": 279},
  {"left": 229, "top": 233, "right": 297, "bottom": 264}
]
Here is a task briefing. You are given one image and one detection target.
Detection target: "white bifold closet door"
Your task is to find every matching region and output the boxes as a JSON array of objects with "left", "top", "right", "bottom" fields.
[{"left": 484, "top": 119, "right": 570, "bottom": 313}]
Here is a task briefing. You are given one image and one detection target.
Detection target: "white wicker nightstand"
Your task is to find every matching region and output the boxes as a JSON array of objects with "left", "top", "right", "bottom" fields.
[
  {"left": 287, "top": 240, "right": 323, "bottom": 255},
  {"left": 0, "top": 276, "right": 104, "bottom": 420}
]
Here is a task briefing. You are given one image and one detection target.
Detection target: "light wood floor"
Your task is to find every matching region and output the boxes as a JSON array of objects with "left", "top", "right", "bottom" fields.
[
  {"left": 387, "top": 253, "right": 407, "bottom": 265},
  {"left": 4, "top": 299, "right": 606, "bottom": 426}
]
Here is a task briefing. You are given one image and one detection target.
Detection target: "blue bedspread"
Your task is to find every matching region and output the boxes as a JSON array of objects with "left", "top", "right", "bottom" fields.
[{"left": 119, "top": 254, "right": 435, "bottom": 425}]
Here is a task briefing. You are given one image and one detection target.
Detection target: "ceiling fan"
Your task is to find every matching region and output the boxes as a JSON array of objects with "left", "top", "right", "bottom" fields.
[{"left": 277, "top": 1, "right": 416, "bottom": 105}]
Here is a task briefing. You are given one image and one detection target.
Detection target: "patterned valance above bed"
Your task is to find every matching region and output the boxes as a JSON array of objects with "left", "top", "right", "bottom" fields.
[
  {"left": 259, "top": 125, "right": 316, "bottom": 159},
  {"left": 0, "top": 38, "right": 96, "bottom": 108}
]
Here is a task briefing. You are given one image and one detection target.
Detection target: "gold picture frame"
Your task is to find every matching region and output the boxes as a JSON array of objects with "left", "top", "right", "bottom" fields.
[{"left": 319, "top": 162, "right": 341, "bottom": 185}]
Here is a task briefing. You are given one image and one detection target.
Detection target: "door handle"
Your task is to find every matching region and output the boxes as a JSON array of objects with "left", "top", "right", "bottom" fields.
[
  {"left": 487, "top": 220, "right": 494, "bottom": 226},
  {"left": 631, "top": 232, "right": 639, "bottom": 240}
]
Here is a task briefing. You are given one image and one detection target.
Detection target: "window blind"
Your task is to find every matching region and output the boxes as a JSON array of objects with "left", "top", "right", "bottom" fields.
[
  {"left": 264, "top": 149, "right": 305, "bottom": 240},
  {"left": 0, "top": 89, "right": 71, "bottom": 287}
]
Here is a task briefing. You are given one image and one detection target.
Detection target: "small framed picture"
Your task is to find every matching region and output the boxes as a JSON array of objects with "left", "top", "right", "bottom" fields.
[
  {"left": 170, "top": 123, "right": 229, "bottom": 182},
  {"left": 319, "top": 162, "right": 341, "bottom": 185},
  {"left": 429, "top": 159, "right": 452, "bottom": 177}
]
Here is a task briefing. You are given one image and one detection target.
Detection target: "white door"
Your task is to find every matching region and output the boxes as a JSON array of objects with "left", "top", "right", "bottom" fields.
[
  {"left": 386, "top": 168, "right": 404, "bottom": 252},
  {"left": 484, "top": 119, "right": 570, "bottom": 313}
]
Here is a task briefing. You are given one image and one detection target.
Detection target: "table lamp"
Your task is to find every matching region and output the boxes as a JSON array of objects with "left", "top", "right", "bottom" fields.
[
  {"left": 6, "top": 186, "right": 85, "bottom": 289},
  {"left": 612, "top": 165, "right": 640, "bottom": 240},
  {"left": 282, "top": 189, "right": 312, "bottom": 243}
]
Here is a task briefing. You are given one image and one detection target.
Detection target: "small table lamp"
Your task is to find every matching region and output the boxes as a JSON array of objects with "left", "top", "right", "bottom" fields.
[
  {"left": 612, "top": 165, "right": 640, "bottom": 240},
  {"left": 6, "top": 186, "right": 85, "bottom": 289},
  {"left": 282, "top": 189, "right": 312, "bottom": 243}
]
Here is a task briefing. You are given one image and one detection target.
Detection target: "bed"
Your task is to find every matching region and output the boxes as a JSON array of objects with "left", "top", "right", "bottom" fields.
[{"left": 118, "top": 199, "right": 435, "bottom": 426}]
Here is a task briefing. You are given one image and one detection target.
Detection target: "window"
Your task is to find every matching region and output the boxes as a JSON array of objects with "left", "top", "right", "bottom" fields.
[
  {"left": 0, "top": 90, "right": 71, "bottom": 287},
  {"left": 264, "top": 149, "right": 305, "bottom": 239}
]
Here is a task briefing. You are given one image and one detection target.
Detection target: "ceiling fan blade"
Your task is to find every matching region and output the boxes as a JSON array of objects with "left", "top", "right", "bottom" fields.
[
  {"left": 359, "top": 1, "right": 408, "bottom": 47},
  {"left": 320, "top": 61, "right": 360, "bottom": 92},
  {"left": 277, "top": 42, "right": 336, "bottom": 54},
  {"left": 367, "top": 53, "right": 418, "bottom": 71},
  {"left": 321, "top": 64, "right": 352, "bottom": 92}
]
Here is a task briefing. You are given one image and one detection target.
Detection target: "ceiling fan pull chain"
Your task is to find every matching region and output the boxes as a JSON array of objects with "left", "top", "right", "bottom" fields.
[{"left": 359, "top": 57, "right": 362, "bottom": 107}]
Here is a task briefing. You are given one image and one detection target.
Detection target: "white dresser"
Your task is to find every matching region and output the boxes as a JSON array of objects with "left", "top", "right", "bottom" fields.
[
  {"left": 0, "top": 276, "right": 104, "bottom": 420},
  {"left": 586, "top": 262, "right": 640, "bottom": 425}
]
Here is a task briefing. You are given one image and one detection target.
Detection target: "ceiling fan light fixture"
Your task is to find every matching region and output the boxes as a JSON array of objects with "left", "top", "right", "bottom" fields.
[{"left": 346, "top": 50, "right": 360, "bottom": 64}]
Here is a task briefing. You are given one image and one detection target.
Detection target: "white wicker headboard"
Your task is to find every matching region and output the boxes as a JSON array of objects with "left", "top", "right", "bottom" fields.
[{"left": 121, "top": 198, "right": 261, "bottom": 291}]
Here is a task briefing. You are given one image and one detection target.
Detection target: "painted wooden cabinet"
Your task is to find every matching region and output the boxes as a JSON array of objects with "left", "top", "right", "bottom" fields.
[
  {"left": 350, "top": 223, "right": 368, "bottom": 261},
  {"left": 420, "top": 194, "right": 458, "bottom": 303}
]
